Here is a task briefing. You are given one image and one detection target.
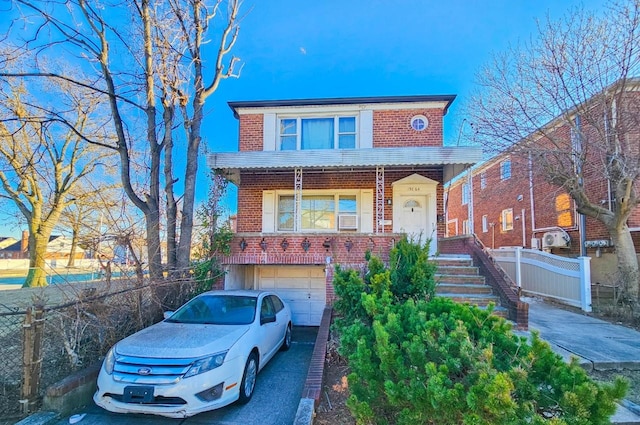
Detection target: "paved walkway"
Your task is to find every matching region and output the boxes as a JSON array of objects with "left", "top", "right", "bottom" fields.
[{"left": 519, "top": 298, "right": 640, "bottom": 424}]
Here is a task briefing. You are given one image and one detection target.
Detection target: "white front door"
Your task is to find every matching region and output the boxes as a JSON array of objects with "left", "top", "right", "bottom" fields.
[{"left": 399, "top": 195, "right": 429, "bottom": 244}]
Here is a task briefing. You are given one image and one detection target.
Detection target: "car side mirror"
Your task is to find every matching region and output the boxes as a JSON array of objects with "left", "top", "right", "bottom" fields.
[
  {"left": 260, "top": 312, "right": 276, "bottom": 325},
  {"left": 163, "top": 311, "right": 175, "bottom": 320}
]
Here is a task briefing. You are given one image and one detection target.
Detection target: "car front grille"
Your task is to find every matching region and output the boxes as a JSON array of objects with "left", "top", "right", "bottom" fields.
[{"left": 113, "top": 355, "right": 194, "bottom": 385}]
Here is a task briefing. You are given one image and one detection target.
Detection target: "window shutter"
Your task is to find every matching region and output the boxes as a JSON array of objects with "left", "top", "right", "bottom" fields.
[
  {"left": 360, "top": 190, "right": 374, "bottom": 233},
  {"left": 359, "top": 110, "right": 373, "bottom": 149},
  {"left": 262, "top": 191, "right": 275, "bottom": 232},
  {"left": 263, "top": 113, "right": 276, "bottom": 151}
]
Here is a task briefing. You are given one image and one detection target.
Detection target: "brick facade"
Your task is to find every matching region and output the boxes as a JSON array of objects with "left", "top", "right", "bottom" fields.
[
  {"left": 372, "top": 109, "right": 443, "bottom": 148},
  {"left": 237, "top": 114, "right": 263, "bottom": 151},
  {"left": 446, "top": 89, "right": 640, "bottom": 264},
  {"left": 236, "top": 168, "right": 445, "bottom": 239}
]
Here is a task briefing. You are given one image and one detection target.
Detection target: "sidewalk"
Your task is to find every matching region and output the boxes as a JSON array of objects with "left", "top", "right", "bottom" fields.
[{"left": 519, "top": 298, "right": 640, "bottom": 424}]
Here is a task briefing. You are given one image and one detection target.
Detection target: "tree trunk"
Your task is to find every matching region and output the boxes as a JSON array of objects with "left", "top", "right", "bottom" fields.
[
  {"left": 23, "top": 233, "right": 52, "bottom": 288},
  {"left": 67, "top": 227, "right": 79, "bottom": 268},
  {"left": 175, "top": 101, "right": 203, "bottom": 275},
  {"left": 609, "top": 224, "right": 640, "bottom": 302},
  {"left": 146, "top": 208, "right": 163, "bottom": 281}
]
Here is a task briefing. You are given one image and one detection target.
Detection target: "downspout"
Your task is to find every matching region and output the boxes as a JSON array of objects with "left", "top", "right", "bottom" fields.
[
  {"left": 521, "top": 208, "right": 526, "bottom": 247},
  {"left": 576, "top": 114, "right": 587, "bottom": 257},
  {"left": 528, "top": 153, "right": 536, "bottom": 233},
  {"left": 468, "top": 170, "right": 474, "bottom": 234}
]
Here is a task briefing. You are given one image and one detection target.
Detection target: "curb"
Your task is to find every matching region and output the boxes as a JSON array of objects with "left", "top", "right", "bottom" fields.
[{"left": 293, "top": 398, "right": 315, "bottom": 425}]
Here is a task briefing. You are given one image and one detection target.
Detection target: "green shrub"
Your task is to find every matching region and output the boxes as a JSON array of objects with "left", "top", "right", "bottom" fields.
[
  {"left": 333, "top": 243, "right": 627, "bottom": 425},
  {"left": 388, "top": 238, "right": 436, "bottom": 301}
]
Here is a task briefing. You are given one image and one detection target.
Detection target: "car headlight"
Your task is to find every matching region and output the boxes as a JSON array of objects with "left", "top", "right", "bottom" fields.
[
  {"left": 183, "top": 351, "right": 228, "bottom": 379},
  {"left": 103, "top": 347, "right": 116, "bottom": 375}
]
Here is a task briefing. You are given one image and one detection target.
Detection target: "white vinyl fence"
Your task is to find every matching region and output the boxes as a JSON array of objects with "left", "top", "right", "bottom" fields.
[{"left": 490, "top": 248, "right": 591, "bottom": 312}]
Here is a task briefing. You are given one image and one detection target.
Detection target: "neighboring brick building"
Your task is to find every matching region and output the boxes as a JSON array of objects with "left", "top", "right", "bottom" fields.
[
  {"left": 446, "top": 81, "right": 640, "bottom": 285},
  {"left": 209, "top": 95, "right": 481, "bottom": 325}
]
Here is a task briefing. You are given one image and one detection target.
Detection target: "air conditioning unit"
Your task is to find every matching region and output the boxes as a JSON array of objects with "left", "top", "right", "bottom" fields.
[
  {"left": 542, "top": 231, "right": 570, "bottom": 249},
  {"left": 338, "top": 214, "right": 358, "bottom": 230},
  {"left": 531, "top": 238, "right": 541, "bottom": 250}
]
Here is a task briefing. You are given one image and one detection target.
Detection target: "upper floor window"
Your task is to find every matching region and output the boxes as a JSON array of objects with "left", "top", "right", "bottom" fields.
[
  {"left": 500, "top": 160, "right": 511, "bottom": 180},
  {"left": 279, "top": 116, "right": 357, "bottom": 151},
  {"left": 410, "top": 115, "right": 429, "bottom": 131},
  {"left": 480, "top": 172, "right": 486, "bottom": 189},
  {"left": 482, "top": 215, "right": 488, "bottom": 233},
  {"left": 462, "top": 183, "right": 470, "bottom": 205},
  {"left": 462, "top": 219, "right": 470, "bottom": 234}
]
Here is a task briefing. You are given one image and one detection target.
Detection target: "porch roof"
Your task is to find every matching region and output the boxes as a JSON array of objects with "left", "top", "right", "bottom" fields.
[{"left": 208, "top": 146, "right": 482, "bottom": 184}]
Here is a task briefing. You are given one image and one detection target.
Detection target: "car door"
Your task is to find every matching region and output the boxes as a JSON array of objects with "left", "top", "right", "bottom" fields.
[{"left": 258, "top": 296, "right": 282, "bottom": 365}]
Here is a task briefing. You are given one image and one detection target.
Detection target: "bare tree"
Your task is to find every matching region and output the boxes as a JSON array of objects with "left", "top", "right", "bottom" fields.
[
  {"left": 0, "top": 82, "right": 113, "bottom": 287},
  {"left": 58, "top": 183, "right": 121, "bottom": 267},
  {"left": 467, "top": 1, "right": 640, "bottom": 301},
  {"left": 1, "top": 0, "right": 242, "bottom": 282}
]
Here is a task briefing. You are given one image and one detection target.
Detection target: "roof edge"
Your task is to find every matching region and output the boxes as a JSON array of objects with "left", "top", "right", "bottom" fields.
[{"left": 228, "top": 95, "right": 457, "bottom": 118}]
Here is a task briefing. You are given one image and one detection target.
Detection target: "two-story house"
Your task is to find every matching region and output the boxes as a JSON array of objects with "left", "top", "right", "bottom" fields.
[
  {"left": 446, "top": 80, "right": 640, "bottom": 286},
  {"left": 210, "top": 95, "right": 482, "bottom": 325}
]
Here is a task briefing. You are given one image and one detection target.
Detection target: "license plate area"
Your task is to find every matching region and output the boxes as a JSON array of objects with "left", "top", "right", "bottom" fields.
[{"left": 123, "top": 385, "right": 154, "bottom": 403}]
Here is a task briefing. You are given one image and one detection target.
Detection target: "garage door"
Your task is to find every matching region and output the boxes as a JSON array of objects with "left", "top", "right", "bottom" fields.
[{"left": 258, "top": 266, "right": 326, "bottom": 326}]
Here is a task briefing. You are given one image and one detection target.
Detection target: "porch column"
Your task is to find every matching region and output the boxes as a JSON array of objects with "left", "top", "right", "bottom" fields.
[
  {"left": 376, "top": 166, "right": 385, "bottom": 233},
  {"left": 294, "top": 168, "right": 303, "bottom": 231}
]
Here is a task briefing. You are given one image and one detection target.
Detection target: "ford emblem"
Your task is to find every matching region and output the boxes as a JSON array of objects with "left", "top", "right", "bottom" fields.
[{"left": 137, "top": 367, "right": 152, "bottom": 375}]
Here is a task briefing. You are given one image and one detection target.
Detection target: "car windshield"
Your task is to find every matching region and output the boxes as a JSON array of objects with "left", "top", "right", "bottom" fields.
[{"left": 165, "top": 295, "right": 257, "bottom": 325}]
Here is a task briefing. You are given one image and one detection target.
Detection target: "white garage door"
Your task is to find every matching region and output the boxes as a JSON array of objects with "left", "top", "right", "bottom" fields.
[{"left": 258, "top": 266, "right": 326, "bottom": 326}]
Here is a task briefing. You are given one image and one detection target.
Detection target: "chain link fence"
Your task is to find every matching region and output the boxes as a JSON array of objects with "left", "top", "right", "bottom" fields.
[{"left": 0, "top": 278, "right": 202, "bottom": 422}]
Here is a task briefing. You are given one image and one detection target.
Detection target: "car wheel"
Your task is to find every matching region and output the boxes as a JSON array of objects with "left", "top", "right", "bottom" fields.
[
  {"left": 280, "top": 323, "right": 292, "bottom": 351},
  {"left": 238, "top": 352, "right": 258, "bottom": 404}
]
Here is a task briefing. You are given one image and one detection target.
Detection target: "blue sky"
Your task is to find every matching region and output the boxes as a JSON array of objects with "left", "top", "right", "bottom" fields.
[
  {"left": 0, "top": 0, "right": 608, "bottom": 238},
  {"left": 204, "top": 0, "right": 606, "bottom": 151}
]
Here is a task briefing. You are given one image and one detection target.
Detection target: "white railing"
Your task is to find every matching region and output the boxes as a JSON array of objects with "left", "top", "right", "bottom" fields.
[{"left": 490, "top": 248, "right": 591, "bottom": 312}]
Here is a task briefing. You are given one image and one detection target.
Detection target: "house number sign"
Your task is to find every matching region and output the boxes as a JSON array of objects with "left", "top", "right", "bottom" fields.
[{"left": 407, "top": 187, "right": 422, "bottom": 192}]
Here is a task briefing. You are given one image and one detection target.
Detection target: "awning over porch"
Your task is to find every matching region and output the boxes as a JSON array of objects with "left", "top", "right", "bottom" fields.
[{"left": 208, "top": 146, "right": 482, "bottom": 184}]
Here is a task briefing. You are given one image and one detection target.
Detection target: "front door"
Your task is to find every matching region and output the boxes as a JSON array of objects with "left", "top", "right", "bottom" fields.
[{"left": 399, "top": 195, "right": 429, "bottom": 244}]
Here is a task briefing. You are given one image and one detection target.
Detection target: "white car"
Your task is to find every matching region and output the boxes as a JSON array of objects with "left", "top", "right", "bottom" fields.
[{"left": 94, "top": 290, "right": 292, "bottom": 418}]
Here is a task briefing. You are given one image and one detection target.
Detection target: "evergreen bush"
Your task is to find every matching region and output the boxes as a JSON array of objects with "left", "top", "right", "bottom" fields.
[{"left": 332, "top": 241, "right": 627, "bottom": 425}]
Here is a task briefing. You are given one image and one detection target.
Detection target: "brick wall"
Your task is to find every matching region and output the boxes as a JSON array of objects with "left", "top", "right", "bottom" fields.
[
  {"left": 373, "top": 108, "right": 443, "bottom": 148},
  {"left": 235, "top": 107, "right": 446, "bottom": 153},
  {"left": 236, "top": 168, "right": 445, "bottom": 239},
  {"left": 446, "top": 112, "right": 640, "bottom": 256},
  {"left": 238, "top": 114, "right": 263, "bottom": 151}
]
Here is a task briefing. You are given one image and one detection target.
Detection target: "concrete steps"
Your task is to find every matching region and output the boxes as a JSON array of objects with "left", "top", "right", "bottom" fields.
[{"left": 433, "top": 255, "right": 506, "bottom": 318}]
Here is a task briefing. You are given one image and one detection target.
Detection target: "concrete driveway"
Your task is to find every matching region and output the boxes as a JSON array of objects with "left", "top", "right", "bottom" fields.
[{"left": 53, "top": 327, "right": 318, "bottom": 425}]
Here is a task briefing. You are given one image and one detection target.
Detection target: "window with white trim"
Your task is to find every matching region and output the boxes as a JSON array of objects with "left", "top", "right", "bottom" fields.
[
  {"left": 278, "top": 116, "right": 357, "bottom": 150},
  {"left": 500, "top": 160, "right": 511, "bottom": 180},
  {"left": 482, "top": 215, "right": 488, "bottom": 233},
  {"left": 501, "top": 208, "right": 513, "bottom": 231},
  {"left": 277, "top": 191, "right": 359, "bottom": 232},
  {"left": 480, "top": 172, "right": 486, "bottom": 189},
  {"left": 462, "top": 219, "right": 470, "bottom": 234}
]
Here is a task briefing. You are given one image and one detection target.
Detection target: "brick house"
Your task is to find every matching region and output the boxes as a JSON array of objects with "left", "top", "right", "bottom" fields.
[
  {"left": 209, "top": 95, "right": 482, "bottom": 325},
  {"left": 446, "top": 82, "right": 640, "bottom": 286}
]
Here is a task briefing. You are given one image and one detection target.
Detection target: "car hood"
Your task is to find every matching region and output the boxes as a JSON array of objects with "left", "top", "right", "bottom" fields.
[{"left": 115, "top": 321, "right": 250, "bottom": 359}]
